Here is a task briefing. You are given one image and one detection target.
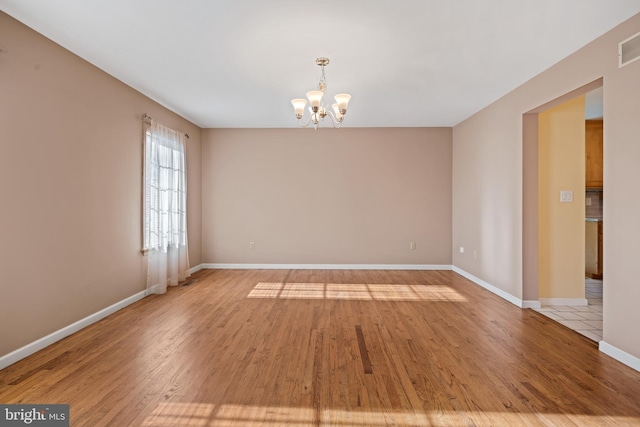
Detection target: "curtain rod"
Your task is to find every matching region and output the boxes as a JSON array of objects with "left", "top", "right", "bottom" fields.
[{"left": 143, "top": 114, "right": 190, "bottom": 139}]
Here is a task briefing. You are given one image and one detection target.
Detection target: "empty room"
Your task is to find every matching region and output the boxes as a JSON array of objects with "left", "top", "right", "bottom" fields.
[{"left": 1, "top": 1, "right": 640, "bottom": 426}]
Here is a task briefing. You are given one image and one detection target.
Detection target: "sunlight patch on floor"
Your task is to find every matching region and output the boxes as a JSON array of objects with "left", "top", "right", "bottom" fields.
[
  {"left": 246, "top": 282, "right": 467, "bottom": 302},
  {"left": 142, "top": 402, "right": 215, "bottom": 426},
  {"left": 141, "top": 402, "right": 639, "bottom": 426}
]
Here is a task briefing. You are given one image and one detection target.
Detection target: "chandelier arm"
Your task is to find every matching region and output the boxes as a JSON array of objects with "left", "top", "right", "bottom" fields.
[
  {"left": 297, "top": 114, "right": 314, "bottom": 128},
  {"left": 324, "top": 110, "right": 344, "bottom": 128}
]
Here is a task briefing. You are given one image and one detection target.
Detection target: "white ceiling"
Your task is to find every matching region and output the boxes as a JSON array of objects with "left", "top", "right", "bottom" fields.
[{"left": 1, "top": 1, "right": 639, "bottom": 128}]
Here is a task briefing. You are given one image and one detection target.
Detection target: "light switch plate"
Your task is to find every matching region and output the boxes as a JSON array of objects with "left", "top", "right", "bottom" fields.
[{"left": 560, "top": 190, "right": 573, "bottom": 203}]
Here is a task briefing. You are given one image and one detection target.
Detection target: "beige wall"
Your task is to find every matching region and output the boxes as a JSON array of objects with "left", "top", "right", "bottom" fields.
[
  {"left": 538, "top": 96, "right": 585, "bottom": 299},
  {"left": 453, "top": 13, "right": 640, "bottom": 358},
  {"left": 453, "top": 102, "right": 524, "bottom": 299},
  {"left": 522, "top": 113, "right": 539, "bottom": 301},
  {"left": 202, "top": 128, "right": 452, "bottom": 265},
  {"left": 0, "top": 12, "right": 202, "bottom": 358},
  {"left": 4, "top": 5, "right": 639, "bottom": 368}
]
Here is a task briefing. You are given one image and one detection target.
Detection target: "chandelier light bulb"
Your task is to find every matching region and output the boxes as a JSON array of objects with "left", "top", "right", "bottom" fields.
[
  {"left": 291, "top": 99, "right": 307, "bottom": 118},
  {"left": 306, "top": 90, "right": 324, "bottom": 109},
  {"left": 334, "top": 94, "right": 351, "bottom": 114}
]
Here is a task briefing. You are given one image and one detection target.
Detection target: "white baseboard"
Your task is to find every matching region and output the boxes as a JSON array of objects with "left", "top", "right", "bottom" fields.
[
  {"left": 189, "top": 264, "right": 203, "bottom": 275},
  {"left": 522, "top": 300, "right": 542, "bottom": 309},
  {"left": 0, "top": 290, "right": 146, "bottom": 371},
  {"left": 452, "top": 266, "right": 525, "bottom": 308},
  {"left": 201, "top": 263, "right": 453, "bottom": 271},
  {"left": 599, "top": 341, "right": 640, "bottom": 372},
  {"left": 539, "top": 298, "right": 588, "bottom": 306}
]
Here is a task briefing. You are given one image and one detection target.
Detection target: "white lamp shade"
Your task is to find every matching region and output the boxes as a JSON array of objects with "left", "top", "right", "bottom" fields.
[
  {"left": 332, "top": 103, "right": 343, "bottom": 120},
  {"left": 306, "top": 90, "right": 324, "bottom": 107},
  {"left": 334, "top": 93, "right": 351, "bottom": 111},
  {"left": 291, "top": 98, "right": 307, "bottom": 116}
]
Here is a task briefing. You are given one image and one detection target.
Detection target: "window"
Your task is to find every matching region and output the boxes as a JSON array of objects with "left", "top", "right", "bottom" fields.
[{"left": 143, "top": 120, "right": 189, "bottom": 293}]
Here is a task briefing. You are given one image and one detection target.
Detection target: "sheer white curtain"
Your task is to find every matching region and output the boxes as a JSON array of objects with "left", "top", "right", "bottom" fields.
[{"left": 143, "top": 120, "right": 189, "bottom": 294}]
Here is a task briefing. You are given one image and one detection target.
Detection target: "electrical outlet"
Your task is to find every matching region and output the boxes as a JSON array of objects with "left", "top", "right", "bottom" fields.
[
  {"left": 459, "top": 247, "right": 465, "bottom": 254},
  {"left": 586, "top": 197, "right": 592, "bottom": 206},
  {"left": 473, "top": 250, "right": 478, "bottom": 259},
  {"left": 249, "top": 242, "right": 255, "bottom": 250},
  {"left": 409, "top": 242, "right": 416, "bottom": 250}
]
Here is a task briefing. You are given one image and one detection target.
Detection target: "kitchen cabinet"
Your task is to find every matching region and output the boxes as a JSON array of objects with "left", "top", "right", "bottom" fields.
[
  {"left": 586, "top": 119, "right": 603, "bottom": 188},
  {"left": 585, "top": 219, "right": 603, "bottom": 279}
]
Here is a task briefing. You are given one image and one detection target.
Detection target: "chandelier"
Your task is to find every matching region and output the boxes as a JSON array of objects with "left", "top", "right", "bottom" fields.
[{"left": 291, "top": 57, "right": 351, "bottom": 129}]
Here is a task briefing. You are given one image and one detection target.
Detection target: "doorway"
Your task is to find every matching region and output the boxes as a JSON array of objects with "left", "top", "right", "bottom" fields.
[
  {"left": 582, "top": 87, "right": 604, "bottom": 340},
  {"left": 522, "top": 79, "right": 604, "bottom": 342}
]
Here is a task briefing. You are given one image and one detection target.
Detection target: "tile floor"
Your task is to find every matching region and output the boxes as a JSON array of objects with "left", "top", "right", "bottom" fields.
[{"left": 533, "top": 278, "right": 603, "bottom": 342}]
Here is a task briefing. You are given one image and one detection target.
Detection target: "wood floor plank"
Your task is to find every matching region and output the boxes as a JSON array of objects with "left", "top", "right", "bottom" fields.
[{"left": 1, "top": 269, "right": 639, "bottom": 426}]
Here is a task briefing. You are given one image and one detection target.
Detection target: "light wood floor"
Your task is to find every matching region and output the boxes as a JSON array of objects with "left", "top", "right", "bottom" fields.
[{"left": 1, "top": 269, "right": 639, "bottom": 426}]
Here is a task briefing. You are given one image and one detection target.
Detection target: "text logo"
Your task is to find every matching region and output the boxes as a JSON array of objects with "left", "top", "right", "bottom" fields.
[{"left": 0, "top": 405, "right": 69, "bottom": 426}]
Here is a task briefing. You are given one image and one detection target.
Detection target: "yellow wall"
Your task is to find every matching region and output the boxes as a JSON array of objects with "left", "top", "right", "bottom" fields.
[{"left": 538, "top": 96, "right": 586, "bottom": 299}]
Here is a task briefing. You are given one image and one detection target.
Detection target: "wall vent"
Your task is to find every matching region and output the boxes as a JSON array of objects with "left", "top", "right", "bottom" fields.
[{"left": 619, "top": 31, "right": 640, "bottom": 68}]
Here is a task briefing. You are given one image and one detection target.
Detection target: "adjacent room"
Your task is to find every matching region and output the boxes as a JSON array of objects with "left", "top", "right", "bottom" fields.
[{"left": 1, "top": 1, "right": 640, "bottom": 426}]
